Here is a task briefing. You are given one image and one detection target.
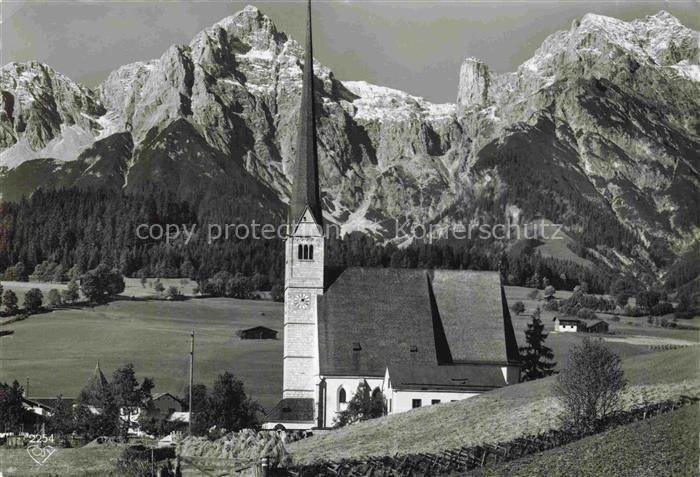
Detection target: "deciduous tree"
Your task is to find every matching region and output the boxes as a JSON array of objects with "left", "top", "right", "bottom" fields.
[
  {"left": 45, "top": 396, "right": 74, "bottom": 436},
  {"left": 334, "top": 381, "right": 386, "bottom": 427},
  {"left": 0, "top": 381, "right": 34, "bottom": 432},
  {"left": 61, "top": 279, "right": 80, "bottom": 304},
  {"left": 511, "top": 301, "right": 525, "bottom": 315},
  {"left": 208, "top": 372, "right": 261, "bottom": 432},
  {"left": 24, "top": 288, "right": 43, "bottom": 313},
  {"left": 47, "top": 289, "right": 62, "bottom": 308},
  {"left": 80, "top": 264, "right": 125, "bottom": 303},
  {"left": 554, "top": 338, "right": 626, "bottom": 434},
  {"left": 110, "top": 364, "right": 153, "bottom": 439},
  {"left": 610, "top": 275, "right": 641, "bottom": 307}
]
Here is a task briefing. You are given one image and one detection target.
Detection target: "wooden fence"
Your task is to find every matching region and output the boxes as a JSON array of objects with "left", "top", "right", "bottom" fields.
[{"left": 275, "top": 395, "right": 698, "bottom": 477}]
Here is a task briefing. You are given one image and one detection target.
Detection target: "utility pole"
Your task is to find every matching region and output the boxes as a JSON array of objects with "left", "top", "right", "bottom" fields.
[{"left": 188, "top": 329, "right": 194, "bottom": 435}]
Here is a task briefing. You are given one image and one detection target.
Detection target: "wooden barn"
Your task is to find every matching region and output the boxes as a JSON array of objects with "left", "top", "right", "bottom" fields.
[
  {"left": 586, "top": 320, "right": 609, "bottom": 334},
  {"left": 237, "top": 326, "right": 277, "bottom": 340}
]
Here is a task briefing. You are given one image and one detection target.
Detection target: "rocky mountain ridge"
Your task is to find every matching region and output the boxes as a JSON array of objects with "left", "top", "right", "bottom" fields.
[{"left": 1, "top": 7, "right": 698, "bottom": 276}]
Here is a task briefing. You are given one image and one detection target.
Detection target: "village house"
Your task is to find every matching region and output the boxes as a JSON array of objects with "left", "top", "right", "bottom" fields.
[
  {"left": 151, "top": 392, "right": 183, "bottom": 416},
  {"left": 25, "top": 363, "right": 184, "bottom": 436},
  {"left": 262, "top": 1, "right": 521, "bottom": 430},
  {"left": 22, "top": 396, "right": 75, "bottom": 417},
  {"left": 552, "top": 317, "right": 586, "bottom": 332}
]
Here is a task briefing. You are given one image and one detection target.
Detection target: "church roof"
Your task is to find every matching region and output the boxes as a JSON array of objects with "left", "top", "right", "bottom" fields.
[
  {"left": 264, "top": 397, "right": 315, "bottom": 423},
  {"left": 388, "top": 364, "right": 507, "bottom": 391},
  {"left": 289, "top": 0, "right": 322, "bottom": 226},
  {"left": 317, "top": 268, "right": 520, "bottom": 378},
  {"left": 84, "top": 361, "right": 109, "bottom": 391}
]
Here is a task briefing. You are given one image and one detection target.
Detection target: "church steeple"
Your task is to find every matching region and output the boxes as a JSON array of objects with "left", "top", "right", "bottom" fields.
[{"left": 289, "top": 0, "right": 322, "bottom": 226}]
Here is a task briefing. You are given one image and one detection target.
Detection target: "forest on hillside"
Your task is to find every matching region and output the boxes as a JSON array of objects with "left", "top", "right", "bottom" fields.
[{"left": 0, "top": 189, "right": 630, "bottom": 294}]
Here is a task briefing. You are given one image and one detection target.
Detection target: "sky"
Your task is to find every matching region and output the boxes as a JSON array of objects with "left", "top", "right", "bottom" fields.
[{"left": 1, "top": 1, "right": 698, "bottom": 103}]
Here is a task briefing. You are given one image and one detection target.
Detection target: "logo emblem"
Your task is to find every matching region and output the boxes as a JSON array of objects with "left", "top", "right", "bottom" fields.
[{"left": 27, "top": 436, "right": 56, "bottom": 466}]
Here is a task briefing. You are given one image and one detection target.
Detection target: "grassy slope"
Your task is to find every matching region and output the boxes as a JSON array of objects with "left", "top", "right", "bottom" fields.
[
  {"left": 0, "top": 446, "right": 125, "bottom": 477},
  {"left": 469, "top": 403, "right": 700, "bottom": 477},
  {"left": 288, "top": 347, "right": 700, "bottom": 464},
  {"left": 0, "top": 295, "right": 283, "bottom": 410}
]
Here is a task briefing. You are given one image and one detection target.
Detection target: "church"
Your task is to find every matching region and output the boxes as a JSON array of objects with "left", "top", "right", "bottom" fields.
[{"left": 262, "top": 1, "right": 521, "bottom": 431}]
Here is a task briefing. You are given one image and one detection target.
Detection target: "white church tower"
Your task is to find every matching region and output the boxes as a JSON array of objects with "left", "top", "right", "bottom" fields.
[{"left": 282, "top": 0, "right": 324, "bottom": 406}]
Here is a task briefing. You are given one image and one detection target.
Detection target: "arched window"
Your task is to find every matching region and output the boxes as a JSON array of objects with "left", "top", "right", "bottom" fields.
[
  {"left": 338, "top": 387, "right": 346, "bottom": 404},
  {"left": 297, "top": 244, "right": 315, "bottom": 260}
]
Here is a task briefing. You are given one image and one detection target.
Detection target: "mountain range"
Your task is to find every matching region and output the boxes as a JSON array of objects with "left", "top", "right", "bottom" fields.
[{"left": 0, "top": 7, "right": 698, "bottom": 278}]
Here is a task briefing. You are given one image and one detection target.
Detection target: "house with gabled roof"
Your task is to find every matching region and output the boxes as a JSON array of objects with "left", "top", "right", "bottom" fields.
[
  {"left": 553, "top": 317, "right": 586, "bottom": 332},
  {"left": 262, "top": 0, "right": 520, "bottom": 430}
]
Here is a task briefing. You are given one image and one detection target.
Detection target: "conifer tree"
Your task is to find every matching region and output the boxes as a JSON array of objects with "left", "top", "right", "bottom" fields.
[
  {"left": 3, "top": 289, "right": 18, "bottom": 315},
  {"left": 519, "top": 308, "right": 556, "bottom": 381}
]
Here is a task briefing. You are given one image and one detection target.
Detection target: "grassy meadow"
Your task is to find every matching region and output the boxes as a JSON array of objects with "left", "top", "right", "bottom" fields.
[
  {"left": 0, "top": 280, "right": 697, "bottom": 416},
  {"left": 0, "top": 445, "right": 125, "bottom": 477},
  {"left": 0, "top": 282, "right": 283, "bottom": 410},
  {"left": 469, "top": 403, "right": 700, "bottom": 477},
  {"left": 287, "top": 347, "right": 700, "bottom": 464}
]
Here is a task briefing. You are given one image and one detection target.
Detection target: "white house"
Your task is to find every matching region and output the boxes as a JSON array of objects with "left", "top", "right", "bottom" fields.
[{"left": 553, "top": 317, "right": 585, "bottom": 332}]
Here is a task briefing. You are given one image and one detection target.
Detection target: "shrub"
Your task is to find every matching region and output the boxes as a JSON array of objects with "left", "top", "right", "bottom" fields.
[
  {"left": 271, "top": 284, "right": 284, "bottom": 302},
  {"left": 153, "top": 279, "right": 165, "bottom": 296},
  {"left": 3, "top": 262, "right": 28, "bottom": 282},
  {"left": 554, "top": 339, "right": 626, "bottom": 434},
  {"left": 651, "top": 302, "right": 674, "bottom": 316},
  {"left": 609, "top": 315, "right": 620, "bottom": 322},
  {"left": 511, "top": 301, "right": 525, "bottom": 315},
  {"left": 543, "top": 299, "right": 559, "bottom": 312},
  {"left": 624, "top": 305, "right": 645, "bottom": 317},
  {"left": 166, "top": 286, "right": 182, "bottom": 300}
]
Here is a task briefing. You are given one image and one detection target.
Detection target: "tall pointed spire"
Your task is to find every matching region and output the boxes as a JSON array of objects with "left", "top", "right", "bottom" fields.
[{"left": 289, "top": 0, "right": 322, "bottom": 226}]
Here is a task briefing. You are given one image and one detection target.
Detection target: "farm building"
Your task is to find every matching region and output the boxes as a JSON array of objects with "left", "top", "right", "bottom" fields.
[
  {"left": 586, "top": 320, "right": 609, "bottom": 334},
  {"left": 22, "top": 396, "right": 75, "bottom": 416},
  {"left": 552, "top": 317, "right": 586, "bottom": 332},
  {"left": 262, "top": 1, "right": 521, "bottom": 431},
  {"left": 237, "top": 326, "right": 278, "bottom": 340},
  {"left": 152, "top": 392, "right": 183, "bottom": 416}
]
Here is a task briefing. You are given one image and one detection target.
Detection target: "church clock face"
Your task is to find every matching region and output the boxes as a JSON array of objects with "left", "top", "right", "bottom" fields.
[{"left": 293, "top": 293, "right": 311, "bottom": 309}]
